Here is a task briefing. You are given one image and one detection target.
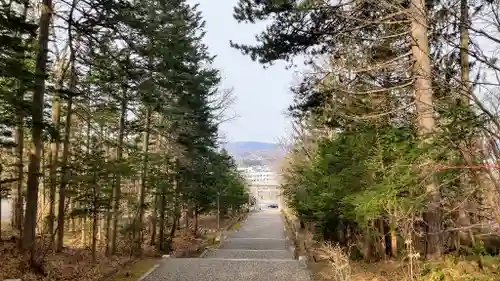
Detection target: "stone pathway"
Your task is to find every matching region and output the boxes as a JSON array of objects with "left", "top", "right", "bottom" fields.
[{"left": 141, "top": 209, "right": 311, "bottom": 281}]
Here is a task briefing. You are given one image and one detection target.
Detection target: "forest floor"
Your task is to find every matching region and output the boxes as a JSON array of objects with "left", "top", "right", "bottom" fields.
[
  {"left": 281, "top": 209, "right": 500, "bottom": 281},
  {"left": 0, "top": 214, "right": 240, "bottom": 281},
  {"left": 308, "top": 254, "right": 500, "bottom": 281}
]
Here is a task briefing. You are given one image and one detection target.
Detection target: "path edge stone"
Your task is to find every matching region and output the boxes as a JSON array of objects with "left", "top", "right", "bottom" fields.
[
  {"left": 199, "top": 247, "right": 210, "bottom": 258},
  {"left": 136, "top": 264, "right": 160, "bottom": 281}
]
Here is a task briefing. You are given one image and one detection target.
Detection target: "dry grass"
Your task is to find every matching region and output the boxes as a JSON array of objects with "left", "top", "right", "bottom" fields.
[
  {"left": 309, "top": 254, "right": 500, "bottom": 281},
  {"left": 315, "top": 242, "right": 351, "bottom": 281}
]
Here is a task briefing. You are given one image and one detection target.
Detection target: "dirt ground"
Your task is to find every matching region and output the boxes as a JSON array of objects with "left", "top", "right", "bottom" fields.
[
  {"left": 0, "top": 214, "right": 233, "bottom": 281},
  {"left": 0, "top": 214, "right": 246, "bottom": 281}
]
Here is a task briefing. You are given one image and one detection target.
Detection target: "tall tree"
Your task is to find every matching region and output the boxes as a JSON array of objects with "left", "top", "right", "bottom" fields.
[{"left": 22, "top": 0, "right": 52, "bottom": 263}]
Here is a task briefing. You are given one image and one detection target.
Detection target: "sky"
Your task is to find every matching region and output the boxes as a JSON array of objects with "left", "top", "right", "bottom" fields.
[{"left": 191, "top": 0, "right": 296, "bottom": 144}]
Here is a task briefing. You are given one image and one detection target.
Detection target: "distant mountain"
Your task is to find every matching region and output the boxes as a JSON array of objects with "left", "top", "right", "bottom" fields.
[
  {"left": 224, "top": 141, "right": 279, "bottom": 152},
  {"left": 222, "top": 141, "right": 285, "bottom": 166}
]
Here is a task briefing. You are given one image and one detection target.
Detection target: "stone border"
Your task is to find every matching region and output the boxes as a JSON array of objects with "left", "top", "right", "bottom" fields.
[
  {"left": 281, "top": 210, "right": 300, "bottom": 259},
  {"left": 199, "top": 248, "right": 210, "bottom": 258},
  {"left": 136, "top": 264, "right": 161, "bottom": 281}
]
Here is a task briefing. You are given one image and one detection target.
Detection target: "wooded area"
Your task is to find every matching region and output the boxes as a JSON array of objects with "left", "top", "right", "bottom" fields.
[
  {"left": 232, "top": 0, "right": 500, "bottom": 277},
  {"left": 0, "top": 0, "right": 249, "bottom": 278}
]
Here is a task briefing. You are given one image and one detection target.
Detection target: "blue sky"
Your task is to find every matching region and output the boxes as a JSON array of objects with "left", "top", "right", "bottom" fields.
[{"left": 191, "top": 0, "right": 295, "bottom": 143}]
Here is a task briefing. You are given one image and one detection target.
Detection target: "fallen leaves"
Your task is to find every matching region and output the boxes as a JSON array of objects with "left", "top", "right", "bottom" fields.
[{"left": 0, "top": 238, "right": 132, "bottom": 281}]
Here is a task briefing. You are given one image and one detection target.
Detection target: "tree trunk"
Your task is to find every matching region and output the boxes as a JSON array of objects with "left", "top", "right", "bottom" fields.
[
  {"left": 79, "top": 217, "right": 85, "bottom": 246},
  {"left": 98, "top": 213, "right": 104, "bottom": 244},
  {"left": 22, "top": 0, "right": 52, "bottom": 264},
  {"left": 157, "top": 192, "right": 166, "bottom": 252},
  {"left": 390, "top": 218, "right": 397, "bottom": 257},
  {"left": 150, "top": 194, "right": 157, "bottom": 246},
  {"left": 136, "top": 107, "right": 151, "bottom": 254},
  {"left": 456, "top": 10, "right": 482, "bottom": 251},
  {"left": 409, "top": 0, "right": 441, "bottom": 258},
  {"left": 14, "top": 114, "right": 24, "bottom": 238},
  {"left": 92, "top": 211, "right": 98, "bottom": 262},
  {"left": 169, "top": 212, "right": 178, "bottom": 239},
  {"left": 47, "top": 80, "right": 62, "bottom": 246},
  {"left": 11, "top": 0, "right": 29, "bottom": 242},
  {"left": 91, "top": 183, "right": 98, "bottom": 263},
  {"left": 193, "top": 208, "right": 199, "bottom": 237},
  {"left": 104, "top": 135, "right": 113, "bottom": 255},
  {"left": 184, "top": 205, "right": 190, "bottom": 234},
  {"left": 111, "top": 93, "right": 127, "bottom": 254},
  {"left": 457, "top": 0, "right": 480, "bottom": 256},
  {"left": 56, "top": 0, "right": 78, "bottom": 253},
  {"left": 105, "top": 208, "right": 112, "bottom": 255},
  {"left": 55, "top": 97, "right": 72, "bottom": 252},
  {"left": 41, "top": 145, "right": 46, "bottom": 212},
  {"left": 378, "top": 218, "right": 386, "bottom": 260},
  {"left": 459, "top": 0, "right": 470, "bottom": 106},
  {"left": 170, "top": 175, "right": 179, "bottom": 241},
  {"left": 0, "top": 165, "right": 3, "bottom": 236},
  {"left": 363, "top": 227, "right": 371, "bottom": 261}
]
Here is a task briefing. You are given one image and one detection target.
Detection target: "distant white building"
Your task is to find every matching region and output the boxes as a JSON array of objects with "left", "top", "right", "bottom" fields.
[
  {"left": 238, "top": 165, "right": 281, "bottom": 206},
  {"left": 237, "top": 165, "right": 278, "bottom": 186}
]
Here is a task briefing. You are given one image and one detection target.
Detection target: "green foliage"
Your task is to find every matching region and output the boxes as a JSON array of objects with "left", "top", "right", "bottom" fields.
[
  {"left": 70, "top": 136, "right": 114, "bottom": 219},
  {"left": 0, "top": 0, "right": 36, "bottom": 147},
  {"left": 0, "top": 0, "right": 249, "bottom": 258},
  {"left": 231, "top": 0, "right": 492, "bottom": 262},
  {"left": 59, "top": 0, "right": 249, "bottom": 239},
  {"left": 283, "top": 123, "right": 430, "bottom": 236}
]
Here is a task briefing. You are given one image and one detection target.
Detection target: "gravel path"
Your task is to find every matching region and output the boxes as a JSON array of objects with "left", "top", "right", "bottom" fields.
[
  {"left": 202, "top": 249, "right": 294, "bottom": 259},
  {"left": 141, "top": 209, "right": 311, "bottom": 281}
]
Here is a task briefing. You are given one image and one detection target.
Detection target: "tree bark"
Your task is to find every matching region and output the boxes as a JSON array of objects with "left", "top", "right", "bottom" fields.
[
  {"left": 390, "top": 218, "right": 397, "bottom": 257},
  {"left": 104, "top": 136, "right": 113, "bottom": 255},
  {"left": 0, "top": 165, "right": 3, "bottom": 236},
  {"left": 410, "top": 0, "right": 441, "bottom": 258},
  {"left": 56, "top": 43, "right": 76, "bottom": 252},
  {"left": 157, "top": 192, "right": 166, "bottom": 252},
  {"left": 150, "top": 194, "right": 157, "bottom": 246},
  {"left": 55, "top": 96, "right": 73, "bottom": 252},
  {"left": 11, "top": 0, "right": 29, "bottom": 242},
  {"left": 193, "top": 208, "right": 199, "bottom": 237},
  {"left": 457, "top": 1, "right": 481, "bottom": 267},
  {"left": 459, "top": 0, "right": 470, "bottom": 106},
  {"left": 111, "top": 92, "right": 127, "bottom": 254},
  {"left": 378, "top": 218, "right": 386, "bottom": 260},
  {"left": 363, "top": 226, "right": 371, "bottom": 261},
  {"left": 91, "top": 178, "right": 99, "bottom": 263},
  {"left": 22, "top": 0, "right": 53, "bottom": 264},
  {"left": 92, "top": 210, "right": 98, "bottom": 262},
  {"left": 184, "top": 205, "right": 190, "bottom": 234},
  {"left": 105, "top": 207, "right": 112, "bottom": 255},
  {"left": 47, "top": 72, "right": 63, "bottom": 245},
  {"left": 169, "top": 213, "right": 178, "bottom": 239},
  {"left": 14, "top": 113, "right": 24, "bottom": 238},
  {"left": 136, "top": 107, "right": 151, "bottom": 254}
]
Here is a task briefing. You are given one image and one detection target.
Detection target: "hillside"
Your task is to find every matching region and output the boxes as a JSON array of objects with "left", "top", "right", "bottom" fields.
[{"left": 222, "top": 141, "right": 285, "bottom": 166}]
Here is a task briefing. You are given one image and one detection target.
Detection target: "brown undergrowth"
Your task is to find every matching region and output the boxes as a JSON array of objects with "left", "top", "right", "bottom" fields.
[
  {"left": 310, "top": 252, "right": 500, "bottom": 281},
  {"left": 282, "top": 210, "right": 500, "bottom": 281},
  {"left": 0, "top": 238, "right": 133, "bottom": 281},
  {"left": 0, "top": 214, "right": 241, "bottom": 281}
]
